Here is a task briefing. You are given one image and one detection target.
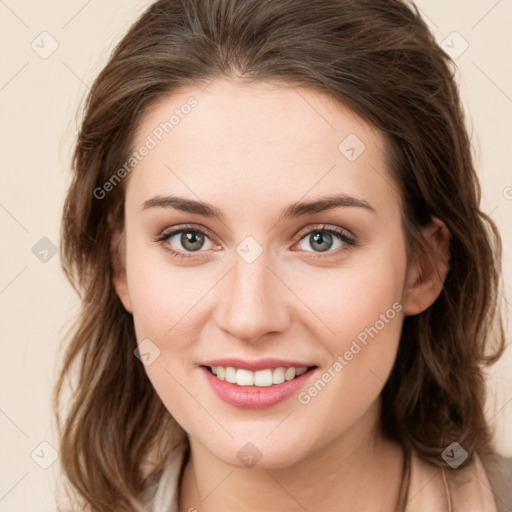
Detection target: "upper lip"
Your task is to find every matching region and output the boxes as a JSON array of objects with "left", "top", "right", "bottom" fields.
[{"left": 200, "top": 358, "right": 316, "bottom": 371}]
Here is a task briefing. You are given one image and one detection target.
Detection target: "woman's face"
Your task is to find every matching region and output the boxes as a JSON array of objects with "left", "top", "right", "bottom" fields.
[{"left": 114, "top": 79, "right": 421, "bottom": 468}]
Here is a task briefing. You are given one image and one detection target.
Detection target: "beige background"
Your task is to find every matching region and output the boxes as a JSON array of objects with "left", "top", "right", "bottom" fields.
[{"left": 0, "top": 0, "right": 511, "bottom": 510}]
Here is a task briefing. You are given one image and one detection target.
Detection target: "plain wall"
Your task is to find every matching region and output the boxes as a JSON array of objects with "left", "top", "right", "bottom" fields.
[{"left": 0, "top": 0, "right": 511, "bottom": 510}]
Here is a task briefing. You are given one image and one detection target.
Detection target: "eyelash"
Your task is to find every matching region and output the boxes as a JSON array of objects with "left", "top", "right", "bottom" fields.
[{"left": 154, "top": 223, "right": 357, "bottom": 260}]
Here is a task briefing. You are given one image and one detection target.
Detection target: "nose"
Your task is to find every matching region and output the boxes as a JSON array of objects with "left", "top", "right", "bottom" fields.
[{"left": 214, "top": 251, "right": 291, "bottom": 344}]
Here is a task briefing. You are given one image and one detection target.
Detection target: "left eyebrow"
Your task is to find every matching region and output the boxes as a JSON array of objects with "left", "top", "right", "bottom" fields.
[
  {"left": 141, "top": 193, "right": 376, "bottom": 221},
  {"left": 279, "top": 194, "right": 376, "bottom": 221}
]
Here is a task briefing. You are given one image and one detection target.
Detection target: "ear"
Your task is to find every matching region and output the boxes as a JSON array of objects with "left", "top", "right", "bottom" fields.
[
  {"left": 111, "top": 227, "right": 133, "bottom": 314},
  {"left": 402, "top": 217, "right": 451, "bottom": 316}
]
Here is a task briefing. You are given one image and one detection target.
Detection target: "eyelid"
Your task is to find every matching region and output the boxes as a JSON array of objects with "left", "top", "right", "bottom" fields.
[
  {"left": 294, "top": 223, "right": 355, "bottom": 243},
  {"left": 156, "top": 223, "right": 217, "bottom": 239}
]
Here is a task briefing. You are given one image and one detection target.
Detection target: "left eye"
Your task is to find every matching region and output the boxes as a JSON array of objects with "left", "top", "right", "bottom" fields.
[{"left": 296, "top": 230, "right": 347, "bottom": 253}]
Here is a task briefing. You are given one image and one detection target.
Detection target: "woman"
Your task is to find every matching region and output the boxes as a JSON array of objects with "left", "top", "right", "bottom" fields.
[{"left": 54, "top": 0, "right": 511, "bottom": 510}]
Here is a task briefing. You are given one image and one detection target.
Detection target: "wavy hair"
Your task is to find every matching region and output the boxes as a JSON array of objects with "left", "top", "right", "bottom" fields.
[{"left": 54, "top": 0, "right": 505, "bottom": 509}]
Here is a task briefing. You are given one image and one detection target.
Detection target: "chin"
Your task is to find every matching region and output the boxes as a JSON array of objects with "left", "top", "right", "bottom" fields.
[{"left": 201, "top": 434, "right": 317, "bottom": 470}]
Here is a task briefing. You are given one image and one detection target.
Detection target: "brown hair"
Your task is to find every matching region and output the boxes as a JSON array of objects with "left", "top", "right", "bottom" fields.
[{"left": 54, "top": 0, "right": 506, "bottom": 509}]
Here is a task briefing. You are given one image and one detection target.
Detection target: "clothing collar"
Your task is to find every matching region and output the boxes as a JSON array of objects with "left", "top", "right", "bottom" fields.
[{"left": 147, "top": 441, "right": 498, "bottom": 511}]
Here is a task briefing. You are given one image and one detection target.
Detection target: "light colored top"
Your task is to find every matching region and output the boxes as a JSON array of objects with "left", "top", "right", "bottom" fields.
[{"left": 144, "top": 441, "right": 507, "bottom": 511}]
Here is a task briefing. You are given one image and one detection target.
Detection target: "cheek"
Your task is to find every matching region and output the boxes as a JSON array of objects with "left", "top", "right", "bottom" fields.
[
  {"left": 125, "top": 230, "right": 205, "bottom": 340},
  {"left": 124, "top": 243, "right": 208, "bottom": 425},
  {"left": 292, "top": 262, "right": 405, "bottom": 435},
  {"left": 293, "top": 246, "right": 406, "bottom": 352},
  {"left": 291, "top": 242, "right": 406, "bottom": 403}
]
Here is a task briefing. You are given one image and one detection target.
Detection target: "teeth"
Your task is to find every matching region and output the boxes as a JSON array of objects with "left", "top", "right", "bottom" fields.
[
  {"left": 236, "top": 368, "right": 254, "bottom": 386},
  {"left": 209, "top": 366, "right": 309, "bottom": 387},
  {"left": 254, "top": 369, "right": 273, "bottom": 387},
  {"left": 225, "top": 366, "right": 237, "bottom": 383},
  {"left": 285, "top": 367, "right": 296, "bottom": 381},
  {"left": 272, "top": 367, "right": 285, "bottom": 384}
]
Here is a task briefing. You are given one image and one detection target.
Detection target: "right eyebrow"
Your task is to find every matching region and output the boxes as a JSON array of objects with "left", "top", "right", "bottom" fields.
[{"left": 142, "top": 195, "right": 225, "bottom": 221}]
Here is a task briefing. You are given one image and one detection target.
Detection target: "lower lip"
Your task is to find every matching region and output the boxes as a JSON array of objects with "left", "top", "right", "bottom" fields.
[{"left": 201, "top": 366, "right": 317, "bottom": 409}]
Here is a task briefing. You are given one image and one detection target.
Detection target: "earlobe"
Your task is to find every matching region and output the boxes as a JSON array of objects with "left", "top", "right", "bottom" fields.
[
  {"left": 111, "top": 228, "right": 133, "bottom": 314},
  {"left": 402, "top": 217, "right": 451, "bottom": 316}
]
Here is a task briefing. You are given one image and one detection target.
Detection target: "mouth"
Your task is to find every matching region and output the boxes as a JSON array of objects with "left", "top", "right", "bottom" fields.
[
  {"left": 202, "top": 365, "right": 317, "bottom": 387},
  {"left": 200, "top": 363, "right": 319, "bottom": 409}
]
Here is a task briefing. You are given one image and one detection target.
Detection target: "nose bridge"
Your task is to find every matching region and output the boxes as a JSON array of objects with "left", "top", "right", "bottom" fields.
[{"left": 216, "top": 248, "right": 289, "bottom": 343}]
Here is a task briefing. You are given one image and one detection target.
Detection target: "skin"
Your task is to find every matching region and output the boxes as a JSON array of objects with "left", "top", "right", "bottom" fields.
[{"left": 113, "top": 78, "right": 450, "bottom": 511}]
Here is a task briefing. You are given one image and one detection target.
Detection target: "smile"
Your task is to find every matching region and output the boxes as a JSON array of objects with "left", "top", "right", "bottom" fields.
[
  {"left": 200, "top": 362, "right": 318, "bottom": 409},
  {"left": 207, "top": 365, "right": 309, "bottom": 387}
]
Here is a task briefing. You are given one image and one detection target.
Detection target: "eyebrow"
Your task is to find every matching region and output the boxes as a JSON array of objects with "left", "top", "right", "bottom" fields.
[{"left": 141, "top": 194, "right": 376, "bottom": 221}]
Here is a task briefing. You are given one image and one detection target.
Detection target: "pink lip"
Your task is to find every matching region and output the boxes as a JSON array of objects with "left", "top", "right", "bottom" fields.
[
  {"left": 201, "top": 366, "right": 318, "bottom": 409},
  {"left": 200, "top": 358, "right": 314, "bottom": 371}
]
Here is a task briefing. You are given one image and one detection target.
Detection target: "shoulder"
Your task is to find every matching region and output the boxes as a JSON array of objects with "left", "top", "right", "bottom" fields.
[
  {"left": 141, "top": 441, "right": 190, "bottom": 512},
  {"left": 406, "top": 449, "right": 510, "bottom": 511},
  {"left": 479, "top": 451, "right": 512, "bottom": 512}
]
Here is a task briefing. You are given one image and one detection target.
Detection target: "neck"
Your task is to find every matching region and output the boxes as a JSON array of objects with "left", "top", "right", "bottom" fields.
[{"left": 179, "top": 400, "right": 405, "bottom": 512}]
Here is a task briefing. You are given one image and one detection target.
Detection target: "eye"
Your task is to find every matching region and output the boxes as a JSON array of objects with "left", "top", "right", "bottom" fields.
[
  {"left": 294, "top": 225, "right": 356, "bottom": 257},
  {"left": 155, "top": 225, "right": 217, "bottom": 258}
]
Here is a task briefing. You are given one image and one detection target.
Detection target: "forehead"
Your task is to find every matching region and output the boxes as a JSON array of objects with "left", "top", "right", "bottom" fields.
[{"left": 127, "top": 79, "right": 400, "bottom": 218}]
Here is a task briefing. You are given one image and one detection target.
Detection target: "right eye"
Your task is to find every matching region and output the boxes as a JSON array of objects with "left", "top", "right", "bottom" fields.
[{"left": 156, "top": 225, "right": 218, "bottom": 257}]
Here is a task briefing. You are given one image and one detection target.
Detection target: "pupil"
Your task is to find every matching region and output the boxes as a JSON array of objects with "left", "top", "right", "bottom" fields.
[
  {"left": 311, "top": 232, "right": 332, "bottom": 252},
  {"left": 181, "top": 231, "right": 204, "bottom": 251}
]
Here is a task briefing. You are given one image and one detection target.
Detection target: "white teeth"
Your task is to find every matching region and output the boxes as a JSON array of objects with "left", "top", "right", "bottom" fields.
[
  {"left": 272, "top": 367, "right": 285, "bottom": 384},
  {"left": 209, "top": 366, "right": 309, "bottom": 387},
  {"left": 236, "top": 368, "right": 254, "bottom": 386},
  {"left": 225, "top": 367, "right": 237, "bottom": 383},
  {"left": 254, "top": 369, "right": 273, "bottom": 387}
]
